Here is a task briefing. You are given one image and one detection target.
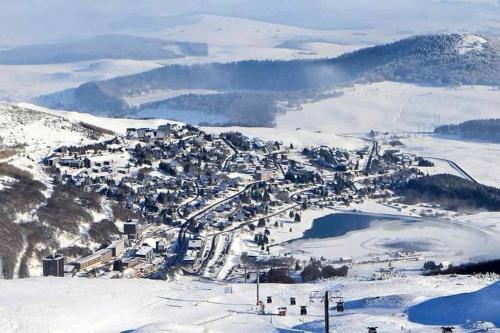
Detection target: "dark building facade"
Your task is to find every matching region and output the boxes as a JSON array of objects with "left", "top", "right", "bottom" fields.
[
  {"left": 123, "top": 220, "right": 141, "bottom": 239},
  {"left": 43, "top": 254, "right": 65, "bottom": 277}
]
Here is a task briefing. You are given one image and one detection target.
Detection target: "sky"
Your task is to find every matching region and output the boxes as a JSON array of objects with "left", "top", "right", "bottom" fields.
[{"left": 0, "top": 0, "right": 499, "bottom": 46}]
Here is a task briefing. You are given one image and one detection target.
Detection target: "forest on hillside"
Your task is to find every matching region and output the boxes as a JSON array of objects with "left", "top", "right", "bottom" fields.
[
  {"left": 396, "top": 174, "right": 500, "bottom": 211},
  {"left": 435, "top": 119, "right": 500, "bottom": 143}
]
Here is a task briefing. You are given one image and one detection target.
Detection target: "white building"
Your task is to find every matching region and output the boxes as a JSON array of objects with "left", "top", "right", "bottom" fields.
[{"left": 135, "top": 246, "right": 154, "bottom": 262}]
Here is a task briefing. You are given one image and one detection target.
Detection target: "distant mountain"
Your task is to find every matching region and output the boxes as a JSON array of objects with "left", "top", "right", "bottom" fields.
[
  {"left": 37, "top": 34, "right": 500, "bottom": 124},
  {"left": 435, "top": 118, "right": 500, "bottom": 143},
  {"left": 0, "top": 34, "right": 208, "bottom": 65}
]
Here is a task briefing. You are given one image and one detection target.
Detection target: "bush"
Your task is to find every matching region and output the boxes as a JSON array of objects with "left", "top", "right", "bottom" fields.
[
  {"left": 301, "top": 258, "right": 349, "bottom": 282},
  {"left": 301, "top": 259, "right": 323, "bottom": 282},
  {"left": 423, "top": 261, "right": 438, "bottom": 271},
  {"left": 267, "top": 268, "right": 295, "bottom": 284},
  {"left": 38, "top": 185, "right": 95, "bottom": 234},
  {"left": 88, "top": 219, "right": 121, "bottom": 245},
  {"left": 321, "top": 265, "right": 349, "bottom": 278}
]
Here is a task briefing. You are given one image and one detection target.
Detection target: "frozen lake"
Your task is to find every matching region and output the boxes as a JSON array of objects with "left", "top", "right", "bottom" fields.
[{"left": 286, "top": 211, "right": 500, "bottom": 263}]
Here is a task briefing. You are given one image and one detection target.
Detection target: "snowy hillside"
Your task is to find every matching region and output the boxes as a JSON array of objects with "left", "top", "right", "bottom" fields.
[
  {"left": 0, "top": 103, "right": 112, "bottom": 159},
  {"left": 399, "top": 134, "right": 500, "bottom": 188},
  {"left": 35, "top": 33, "right": 500, "bottom": 126},
  {"left": 276, "top": 82, "right": 500, "bottom": 133},
  {"left": 0, "top": 274, "right": 496, "bottom": 332},
  {"left": 0, "top": 15, "right": 367, "bottom": 103},
  {"left": 0, "top": 103, "right": 499, "bottom": 332},
  {"left": 111, "top": 14, "right": 366, "bottom": 57},
  {"left": 0, "top": 103, "right": 118, "bottom": 278},
  {"left": 0, "top": 35, "right": 207, "bottom": 65},
  {"left": 408, "top": 281, "right": 500, "bottom": 327},
  {"left": 0, "top": 59, "right": 164, "bottom": 101}
]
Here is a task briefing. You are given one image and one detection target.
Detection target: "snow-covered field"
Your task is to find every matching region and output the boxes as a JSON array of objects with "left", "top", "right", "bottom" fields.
[
  {"left": 132, "top": 15, "right": 367, "bottom": 58},
  {"left": 13, "top": 103, "right": 359, "bottom": 152},
  {"left": 0, "top": 274, "right": 497, "bottom": 333},
  {"left": 276, "top": 83, "right": 500, "bottom": 133},
  {"left": 202, "top": 125, "right": 366, "bottom": 151},
  {"left": 0, "top": 59, "right": 164, "bottom": 101},
  {"left": 124, "top": 89, "right": 219, "bottom": 107},
  {"left": 14, "top": 103, "right": 182, "bottom": 136},
  {"left": 399, "top": 134, "right": 500, "bottom": 188},
  {"left": 0, "top": 15, "right": 368, "bottom": 103}
]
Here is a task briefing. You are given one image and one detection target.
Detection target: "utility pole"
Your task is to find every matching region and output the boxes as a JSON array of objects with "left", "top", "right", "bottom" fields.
[
  {"left": 325, "top": 291, "right": 329, "bottom": 333},
  {"left": 256, "top": 267, "right": 260, "bottom": 305}
]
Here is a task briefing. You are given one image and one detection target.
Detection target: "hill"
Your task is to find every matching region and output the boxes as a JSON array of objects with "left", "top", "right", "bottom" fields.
[
  {"left": 408, "top": 281, "right": 500, "bottom": 327},
  {"left": 435, "top": 118, "right": 500, "bottom": 143},
  {"left": 0, "top": 34, "right": 208, "bottom": 65},
  {"left": 395, "top": 174, "right": 500, "bottom": 212},
  {"left": 36, "top": 34, "right": 500, "bottom": 124},
  {"left": 0, "top": 103, "right": 117, "bottom": 278}
]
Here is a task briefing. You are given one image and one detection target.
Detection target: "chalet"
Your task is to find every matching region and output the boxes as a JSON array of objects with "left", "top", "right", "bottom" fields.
[
  {"left": 254, "top": 170, "right": 273, "bottom": 181},
  {"left": 188, "top": 238, "right": 203, "bottom": 250},
  {"left": 83, "top": 157, "right": 92, "bottom": 168},
  {"left": 59, "top": 158, "right": 84, "bottom": 168},
  {"left": 135, "top": 246, "right": 154, "bottom": 262},
  {"left": 126, "top": 128, "right": 138, "bottom": 138},
  {"left": 137, "top": 128, "right": 154, "bottom": 139},
  {"left": 43, "top": 156, "right": 60, "bottom": 167},
  {"left": 63, "top": 265, "right": 76, "bottom": 277},
  {"left": 156, "top": 125, "right": 172, "bottom": 139},
  {"left": 107, "top": 239, "right": 126, "bottom": 257},
  {"left": 121, "top": 257, "right": 140, "bottom": 268},
  {"left": 155, "top": 240, "right": 166, "bottom": 252},
  {"left": 123, "top": 220, "right": 141, "bottom": 239}
]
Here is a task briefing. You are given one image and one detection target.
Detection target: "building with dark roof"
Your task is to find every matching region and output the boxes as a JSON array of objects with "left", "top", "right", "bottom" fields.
[{"left": 43, "top": 254, "right": 65, "bottom": 277}]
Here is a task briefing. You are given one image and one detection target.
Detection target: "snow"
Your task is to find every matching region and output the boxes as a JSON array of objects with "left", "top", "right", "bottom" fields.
[
  {"left": 124, "top": 89, "right": 219, "bottom": 107},
  {"left": 202, "top": 126, "right": 365, "bottom": 150},
  {"left": 14, "top": 103, "right": 184, "bottom": 136},
  {"left": 142, "top": 15, "right": 343, "bottom": 50},
  {"left": 276, "top": 82, "right": 500, "bottom": 133},
  {"left": 457, "top": 34, "right": 488, "bottom": 55},
  {"left": 293, "top": 41, "right": 363, "bottom": 57},
  {"left": 0, "top": 100, "right": 498, "bottom": 332},
  {"left": 0, "top": 15, "right": 368, "bottom": 103},
  {"left": 408, "top": 281, "right": 500, "bottom": 327},
  {"left": 400, "top": 134, "right": 500, "bottom": 188},
  {"left": 270, "top": 206, "right": 500, "bottom": 271},
  {"left": 0, "top": 274, "right": 496, "bottom": 332},
  {"left": 0, "top": 59, "right": 163, "bottom": 101},
  {"left": 0, "top": 103, "right": 107, "bottom": 161}
]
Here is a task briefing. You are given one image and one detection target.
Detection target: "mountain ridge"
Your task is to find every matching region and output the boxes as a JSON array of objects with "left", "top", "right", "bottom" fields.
[
  {"left": 36, "top": 33, "right": 500, "bottom": 123},
  {"left": 0, "top": 34, "right": 208, "bottom": 65}
]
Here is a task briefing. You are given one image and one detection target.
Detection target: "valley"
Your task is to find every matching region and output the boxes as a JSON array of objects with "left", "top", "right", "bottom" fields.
[
  {"left": 1, "top": 3, "right": 500, "bottom": 332},
  {"left": 1, "top": 101, "right": 499, "bottom": 332}
]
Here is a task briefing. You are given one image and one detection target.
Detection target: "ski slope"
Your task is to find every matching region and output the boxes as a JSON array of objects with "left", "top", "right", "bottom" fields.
[{"left": 0, "top": 274, "right": 496, "bottom": 333}]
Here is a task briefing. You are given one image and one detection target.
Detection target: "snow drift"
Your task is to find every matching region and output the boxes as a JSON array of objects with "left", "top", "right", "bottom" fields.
[{"left": 408, "top": 281, "right": 500, "bottom": 327}]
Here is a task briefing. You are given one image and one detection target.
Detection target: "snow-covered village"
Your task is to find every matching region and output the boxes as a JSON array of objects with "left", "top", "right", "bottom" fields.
[
  {"left": 0, "top": 102, "right": 499, "bottom": 332},
  {"left": 1, "top": 1, "right": 500, "bottom": 332}
]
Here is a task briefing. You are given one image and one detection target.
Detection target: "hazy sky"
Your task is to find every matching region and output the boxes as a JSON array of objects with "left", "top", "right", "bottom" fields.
[{"left": 1, "top": 0, "right": 499, "bottom": 45}]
